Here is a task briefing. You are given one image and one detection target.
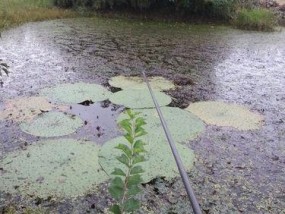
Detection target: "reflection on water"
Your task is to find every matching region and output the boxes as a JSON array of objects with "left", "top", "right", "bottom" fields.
[
  {"left": 214, "top": 33, "right": 285, "bottom": 109},
  {"left": 67, "top": 101, "right": 124, "bottom": 144}
]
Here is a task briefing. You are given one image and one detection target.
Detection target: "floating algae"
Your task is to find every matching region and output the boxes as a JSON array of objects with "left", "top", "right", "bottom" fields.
[
  {"left": 109, "top": 89, "right": 172, "bottom": 108},
  {"left": 20, "top": 112, "right": 83, "bottom": 137},
  {"left": 186, "top": 101, "right": 264, "bottom": 130},
  {"left": 99, "top": 137, "right": 195, "bottom": 183},
  {"left": 0, "top": 96, "right": 62, "bottom": 122},
  {"left": 108, "top": 75, "right": 175, "bottom": 91},
  {"left": 40, "top": 82, "right": 111, "bottom": 104},
  {"left": 117, "top": 107, "right": 205, "bottom": 143},
  {"left": 1, "top": 139, "right": 109, "bottom": 198}
]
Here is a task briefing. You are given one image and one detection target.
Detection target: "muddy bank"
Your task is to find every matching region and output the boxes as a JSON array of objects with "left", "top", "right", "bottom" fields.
[{"left": 0, "top": 18, "right": 285, "bottom": 213}]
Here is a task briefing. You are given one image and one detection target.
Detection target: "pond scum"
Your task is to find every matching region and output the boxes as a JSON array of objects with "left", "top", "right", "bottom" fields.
[{"left": 0, "top": 76, "right": 264, "bottom": 210}]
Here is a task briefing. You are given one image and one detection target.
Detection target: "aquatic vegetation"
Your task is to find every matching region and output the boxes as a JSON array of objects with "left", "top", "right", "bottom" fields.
[
  {"left": 20, "top": 112, "right": 83, "bottom": 137},
  {"left": 109, "top": 89, "right": 172, "bottom": 109},
  {"left": 99, "top": 136, "right": 195, "bottom": 183},
  {"left": 108, "top": 76, "right": 175, "bottom": 91},
  {"left": 1, "top": 139, "right": 109, "bottom": 198},
  {"left": 118, "top": 107, "right": 205, "bottom": 143},
  {"left": 0, "top": 96, "right": 65, "bottom": 122},
  {"left": 109, "top": 110, "right": 147, "bottom": 214},
  {"left": 186, "top": 101, "right": 264, "bottom": 130},
  {"left": 40, "top": 82, "right": 111, "bottom": 104}
]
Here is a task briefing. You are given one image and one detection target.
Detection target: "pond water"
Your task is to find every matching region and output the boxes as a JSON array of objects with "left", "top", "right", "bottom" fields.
[{"left": 0, "top": 18, "right": 285, "bottom": 213}]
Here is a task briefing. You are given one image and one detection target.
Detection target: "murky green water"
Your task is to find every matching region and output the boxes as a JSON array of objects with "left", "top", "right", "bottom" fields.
[{"left": 0, "top": 17, "right": 285, "bottom": 213}]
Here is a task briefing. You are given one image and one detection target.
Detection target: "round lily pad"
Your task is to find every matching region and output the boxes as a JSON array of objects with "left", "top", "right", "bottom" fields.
[
  {"left": 20, "top": 112, "right": 83, "bottom": 137},
  {"left": 1, "top": 139, "right": 108, "bottom": 198},
  {"left": 99, "top": 137, "right": 195, "bottom": 183},
  {"left": 109, "top": 89, "right": 172, "bottom": 109},
  {"left": 0, "top": 96, "right": 64, "bottom": 122},
  {"left": 185, "top": 101, "right": 264, "bottom": 130},
  {"left": 109, "top": 75, "right": 175, "bottom": 91},
  {"left": 117, "top": 107, "right": 205, "bottom": 143},
  {"left": 40, "top": 82, "right": 111, "bottom": 104}
]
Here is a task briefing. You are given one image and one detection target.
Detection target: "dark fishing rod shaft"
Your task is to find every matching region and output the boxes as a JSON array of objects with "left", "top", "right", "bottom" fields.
[{"left": 142, "top": 71, "right": 202, "bottom": 214}]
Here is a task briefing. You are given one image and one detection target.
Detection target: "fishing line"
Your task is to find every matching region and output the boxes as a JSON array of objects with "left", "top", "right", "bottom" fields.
[{"left": 142, "top": 71, "right": 202, "bottom": 214}]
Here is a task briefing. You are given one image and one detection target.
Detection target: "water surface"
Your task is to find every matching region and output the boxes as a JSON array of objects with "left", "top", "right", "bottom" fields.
[{"left": 0, "top": 18, "right": 284, "bottom": 213}]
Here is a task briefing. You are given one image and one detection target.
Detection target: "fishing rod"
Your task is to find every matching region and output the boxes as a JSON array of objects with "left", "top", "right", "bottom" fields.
[{"left": 142, "top": 71, "right": 202, "bottom": 214}]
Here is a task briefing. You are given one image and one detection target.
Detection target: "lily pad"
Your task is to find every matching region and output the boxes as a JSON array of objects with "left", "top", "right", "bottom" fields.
[
  {"left": 185, "top": 101, "right": 264, "bottom": 130},
  {"left": 117, "top": 107, "right": 205, "bottom": 143},
  {"left": 109, "top": 89, "right": 172, "bottom": 108},
  {"left": 109, "top": 75, "right": 175, "bottom": 91},
  {"left": 99, "top": 137, "right": 195, "bottom": 183},
  {"left": 1, "top": 139, "right": 108, "bottom": 198},
  {"left": 40, "top": 82, "right": 111, "bottom": 104},
  {"left": 0, "top": 97, "right": 65, "bottom": 122},
  {"left": 20, "top": 112, "right": 83, "bottom": 137}
]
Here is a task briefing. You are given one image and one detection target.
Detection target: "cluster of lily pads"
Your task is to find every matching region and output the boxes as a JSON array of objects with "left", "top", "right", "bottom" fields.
[{"left": 0, "top": 76, "right": 264, "bottom": 199}]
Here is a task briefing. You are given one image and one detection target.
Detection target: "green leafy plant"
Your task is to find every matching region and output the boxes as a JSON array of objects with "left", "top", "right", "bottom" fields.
[
  {"left": 233, "top": 8, "right": 277, "bottom": 31},
  {"left": 109, "top": 109, "right": 147, "bottom": 214}
]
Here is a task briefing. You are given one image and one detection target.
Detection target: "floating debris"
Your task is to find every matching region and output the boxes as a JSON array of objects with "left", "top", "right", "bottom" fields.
[
  {"left": 20, "top": 112, "right": 83, "bottom": 137},
  {"left": 186, "top": 101, "right": 264, "bottom": 130},
  {"left": 1, "top": 139, "right": 108, "bottom": 198},
  {"left": 99, "top": 136, "right": 195, "bottom": 183}
]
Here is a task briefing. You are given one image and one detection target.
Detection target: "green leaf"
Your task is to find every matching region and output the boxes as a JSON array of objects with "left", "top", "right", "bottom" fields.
[
  {"left": 135, "top": 117, "right": 146, "bottom": 126},
  {"left": 109, "top": 177, "right": 124, "bottom": 200},
  {"left": 116, "top": 154, "right": 130, "bottom": 167},
  {"left": 110, "top": 204, "right": 122, "bottom": 214},
  {"left": 126, "top": 109, "right": 132, "bottom": 117},
  {"left": 130, "top": 166, "right": 144, "bottom": 175},
  {"left": 119, "top": 119, "right": 132, "bottom": 133},
  {"left": 127, "top": 185, "right": 141, "bottom": 196},
  {"left": 133, "top": 155, "right": 145, "bottom": 164},
  {"left": 135, "top": 130, "right": 147, "bottom": 138},
  {"left": 115, "top": 144, "right": 132, "bottom": 158},
  {"left": 135, "top": 126, "right": 146, "bottom": 135},
  {"left": 124, "top": 133, "right": 133, "bottom": 144},
  {"left": 111, "top": 168, "right": 126, "bottom": 177},
  {"left": 128, "top": 174, "right": 142, "bottom": 186},
  {"left": 123, "top": 198, "right": 140, "bottom": 212},
  {"left": 127, "top": 109, "right": 140, "bottom": 118},
  {"left": 133, "top": 140, "right": 146, "bottom": 153}
]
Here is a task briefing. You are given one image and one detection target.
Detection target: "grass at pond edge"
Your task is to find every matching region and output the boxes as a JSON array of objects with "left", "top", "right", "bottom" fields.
[
  {"left": 0, "top": 0, "right": 279, "bottom": 33},
  {"left": 233, "top": 8, "right": 278, "bottom": 31},
  {"left": 0, "top": 0, "right": 77, "bottom": 30}
]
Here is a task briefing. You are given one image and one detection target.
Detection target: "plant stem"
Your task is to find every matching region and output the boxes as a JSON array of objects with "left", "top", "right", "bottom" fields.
[{"left": 120, "top": 117, "right": 136, "bottom": 213}]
